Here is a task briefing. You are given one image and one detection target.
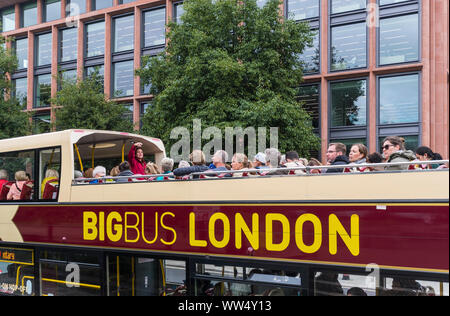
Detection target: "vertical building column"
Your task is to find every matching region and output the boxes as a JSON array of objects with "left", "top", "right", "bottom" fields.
[
  {"left": 15, "top": 3, "right": 21, "bottom": 30},
  {"left": 50, "top": 25, "right": 59, "bottom": 128},
  {"left": 26, "top": 32, "right": 35, "bottom": 111},
  {"left": 320, "top": 0, "right": 329, "bottom": 162},
  {"left": 133, "top": 6, "right": 142, "bottom": 131},
  {"left": 368, "top": 0, "right": 377, "bottom": 153},
  {"left": 104, "top": 13, "right": 112, "bottom": 98},
  {"left": 61, "top": 0, "right": 67, "bottom": 19},
  {"left": 167, "top": 0, "right": 173, "bottom": 22},
  {"left": 421, "top": 0, "right": 431, "bottom": 150},
  {"left": 37, "top": 0, "right": 43, "bottom": 24},
  {"left": 86, "top": 0, "right": 92, "bottom": 13},
  {"left": 77, "top": 21, "right": 85, "bottom": 80}
]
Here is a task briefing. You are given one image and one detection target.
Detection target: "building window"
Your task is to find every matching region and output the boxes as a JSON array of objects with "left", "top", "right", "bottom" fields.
[
  {"left": 331, "top": 0, "right": 366, "bottom": 14},
  {"left": 36, "top": 33, "right": 53, "bottom": 67},
  {"left": 379, "top": 73, "right": 419, "bottom": 125},
  {"left": 60, "top": 28, "right": 78, "bottom": 62},
  {"left": 143, "top": 8, "right": 166, "bottom": 48},
  {"left": 330, "top": 22, "right": 366, "bottom": 71},
  {"left": 379, "top": 0, "right": 415, "bottom": 6},
  {"left": 66, "top": 0, "right": 86, "bottom": 16},
  {"left": 1, "top": 7, "right": 15, "bottom": 32},
  {"left": 44, "top": 0, "right": 61, "bottom": 22},
  {"left": 59, "top": 68, "right": 78, "bottom": 86},
  {"left": 22, "top": 2, "right": 38, "bottom": 28},
  {"left": 121, "top": 103, "right": 134, "bottom": 123},
  {"left": 92, "top": 0, "right": 114, "bottom": 11},
  {"left": 113, "top": 15, "right": 134, "bottom": 53},
  {"left": 286, "top": 0, "right": 320, "bottom": 20},
  {"left": 119, "top": 0, "right": 136, "bottom": 4},
  {"left": 13, "top": 77, "right": 28, "bottom": 109},
  {"left": 34, "top": 74, "right": 52, "bottom": 108},
  {"left": 331, "top": 79, "right": 367, "bottom": 127},
  {"left": 297, "top": 84, "right": 320, "bottom": 130},
  {"left": 15, "top": 38, "right": 29, "bottom": 70},
  {"left": 113, "top": 60, "right": 134, "bottom": 97},
  {"left": 174, "top": 2, "right": 184, "bottom": 24},
  {"left": 299, "top": 30, "right": 320, "bottom": 74},
  {"left": 379, "top": 13, "right": 419, "bottom": 65},
  {"left": 86, "top": 21, "right": 105, "bottom": 57},
  {"left": 85, "top": 64, "right": 104, "bottom": 90}
]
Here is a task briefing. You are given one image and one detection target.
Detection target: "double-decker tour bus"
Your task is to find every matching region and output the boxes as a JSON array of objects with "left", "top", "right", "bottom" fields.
[{"left": 0, "top": 130, "right": 448, "bottom": 296}]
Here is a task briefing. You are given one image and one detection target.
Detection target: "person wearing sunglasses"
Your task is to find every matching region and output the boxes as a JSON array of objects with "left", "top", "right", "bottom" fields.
[{"left": 382, "top": 136, "right": 416, "bottom": 171}]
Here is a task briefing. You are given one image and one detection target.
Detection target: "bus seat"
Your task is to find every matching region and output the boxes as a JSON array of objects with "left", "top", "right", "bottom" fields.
[
  {"left": 343, "top": 168, "right": 351, "bottom": 173},
  {"left": 43, "top": 182, "right": 58, "bottom": 200},
  {"left": 20, "top": 181, "right": 34, "bottom": 200},
  {"left": 0, "top": 182, "right": 13, "bottom": 200},
  {"left": 289, "top": 170, "right": 295, "bottom": 175}
]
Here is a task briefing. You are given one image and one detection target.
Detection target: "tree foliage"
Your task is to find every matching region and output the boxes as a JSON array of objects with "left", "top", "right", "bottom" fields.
[
  {"left": 0, "top": 36, "right": 30, "bottom": 140},
  {"left": 137, "top": 0, "right": 320, "bottom": 157},
  {"left": 53, "top": 72, "right": 134, "bottom": 132}
]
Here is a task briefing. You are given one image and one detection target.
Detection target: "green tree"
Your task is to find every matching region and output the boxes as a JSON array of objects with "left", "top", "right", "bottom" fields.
[
  {"left": 53, "top": 71, "right": 134, "bottom": 132},
  {"left": 0, "top": 36, "right": 30, "bottom": 140},
  {"left": 137, "top": 0, "right": 320, "bottom": 157}
]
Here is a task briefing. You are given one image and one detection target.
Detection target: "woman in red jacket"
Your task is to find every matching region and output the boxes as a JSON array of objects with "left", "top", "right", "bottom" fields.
[{"left": 128, "top": 142, "right": 146, "bottom": 175}]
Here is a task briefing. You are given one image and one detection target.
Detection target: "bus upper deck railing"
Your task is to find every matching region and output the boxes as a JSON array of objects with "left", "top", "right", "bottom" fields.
[{"left": 71, "top": 160, "right": 449, "bottom": 185}]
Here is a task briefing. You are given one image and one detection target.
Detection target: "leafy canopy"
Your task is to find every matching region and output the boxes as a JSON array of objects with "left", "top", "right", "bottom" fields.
[
  {"left": 53, "top": 71, "right": 134, "bottom": 132},
  {"left": 137, "top": 0, "right": 320, "bottom": 157},
  {"left": 0, "top": 36, "right": 30, "bottom": 140}
]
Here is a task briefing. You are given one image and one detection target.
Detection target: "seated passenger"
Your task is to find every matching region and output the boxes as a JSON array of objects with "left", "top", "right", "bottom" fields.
[
  {"left": 307, "top": 158, "right": 322, "bottom": 174},
  {"left": 265, "top": 148, "right": 288, "bottom": 175},
  {"left": 90, "top": 166, "right": 106, "bottom": 183},
  {"left": 41, "top": 169, "right": 59, "bottom": 197},
  {"left": 157, "top": 158, "right": 174, "bottom": 181},
  {"left": 366, "top": 152, "right": 384, "bottom": 172},
  {"left": 7, "top": 171, "right": 28, "bottom": 200},
  {"left": 145, "top": 162, "right": 161, "bottom": 175},
  {"left": 284, "top": 151, "right": 306, "bottom": 174},
  {"left": 173, "top": 150, "right": 209, "bottom": 178},
  {"left": 207, "top": 150, "right": 232, "bottom": 177},
  {"left": 231, "top": 153, "right": 251, "bottom": 177},
  {"left": 348, "top": 143, "right": 368, "bottom": 172},
  {"left": 325, "top": 143, "right": 349, "bottom": 173},
  {"left": 252, "top": 153, "right": 268, "bottom": 169},
  {"left": 0, "top": 169, "right": 9, "bottom": 191},
  {"left": 382, "top": 136, "right": 416, "bottom": 171},
  {"left": 415, "top": 146, "right": 441, "bottom": 169},
  {"left": 128, "top": 142, "right": 146, "bottom": 175},
  {"left": 117, "top": 161, "right": 134, "bottom": 182}
]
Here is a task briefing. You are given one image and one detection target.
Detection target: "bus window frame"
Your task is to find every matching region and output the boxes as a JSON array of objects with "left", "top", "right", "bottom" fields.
[{"left": 0, "top": 146, "right": 62, "bottom": 203}]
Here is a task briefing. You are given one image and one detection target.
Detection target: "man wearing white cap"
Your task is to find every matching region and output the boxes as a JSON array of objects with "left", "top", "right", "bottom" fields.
[{"left": 253, "top": 152, "right": 268, "bottom": 169}]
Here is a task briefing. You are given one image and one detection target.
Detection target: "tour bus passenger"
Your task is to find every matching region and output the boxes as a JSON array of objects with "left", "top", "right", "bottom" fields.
[
  {"left": 231, "top": 153, "right": 251, "bottom": 177},
  {"left": 415, "top": 146, "right": 441, "bottom": 169},
  {"left": 178, "top": 160, "right": 190, "bottom": 168},
  {"left": 157, "top": 158, "right": 174, "bottom": 181},
  {"left": 382, "top": 136, "right": 416, "bottom": 171},
  {"left": 314, "top": 272, "right": 344, "bottom": 296},
  {"left": 284, "top": 151, "right": 306, "bottom": 174},
  {"left": 7, "top": 171, "right": 28, "bottom": 200},
  {"left": 265, "top": 148, "right": 288, "bottom": 175},
  {"left": 348, "top": 143, "right": 368, "bottom": 172},
  {"left": 145, "top": 162, "right": 161, "bottom": 176},
  {"left": 90, "top": 166, "right": 106, "bottom": 184},
  {"left": 41, "top": 169, "right": 59, "bottom": 197},
  {"left": 173, "top": 150, "right": 209, "bottom": 178},
  {"left": 117, "top": 161, "right": 134, "bottom": 183},
  {"left": 110, "top": 166, "right": 120, "bottom": 177},
  {"left": 0, "top": 169, "right": 9, "bottom": 191},
  {"left": 128, "top": 142, "right": 146, "bottom": 175},
  {"left": 347, "top": 287, "right": 367, "bottom": 296},
  {"left": 252, "top": 152, "right": 267, "bottom": 169},
  {"left": 325, "top": 143, "right": 349, "bottom": 173},
  {"left": 74, "top": 170, "right": 83, "bottom": 179},
  {"left": 307, "top": 158, "right": 322, "bottom": 174},
  {"left": 208, "top": 150, "right": 232, "bottom": 177},
  {"left": 84, "top": 168, "right": 94, "bottom": 179},
  {"left": 366, "top": 152, "right": 384, "bottom": 172}
]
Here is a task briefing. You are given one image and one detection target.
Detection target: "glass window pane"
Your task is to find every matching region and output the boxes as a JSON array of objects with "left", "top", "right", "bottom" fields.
[
  {"left": 122, "top": 103, "right": 134, "bottom": 123},
  {"left": 85, "top": 65, "right": 104, "bottom": 90},
  {"left": 379, "top": 14, "right": 419, "bottom": 65},
  {"left": 60, "top": 69, "right": 78, "bottom": 84},
  {"left": 120, "top": 0, "right": 136, "bottom": 4},
  {"left": 0, "top": 247, "right": 34, "bottom": 295},
  {"left": 15, "top": 38, "right": 28, "bottom": 70},
  {"left": 32, "top": 112, "right": 51, "bottom": 134},
  {"left": 331, "top": 80, "right": 367, "bottom": 127},
  {"left": 22, "top": 2, "right": 38, "bottom": 27},
  {"left": 314, "top": 270, "right": 374, "bottom": 296},
  {"left": 379, "top": 74, "right": 419, "bottom": 124},
  {"left": 0, "top": 150, "right": 35, "bottom": 201},
  {"left": 94, "top": 0, "right": 113, "bottom": 10},
  {"left": 13, "top": 77, "right": 28, "bottom": 109},
  {"left": 174, "top": 3, "right": 184, "bottom": 24},
  {"left": 1, "top": 7, "right": 15, "bottom": 32},
  {"left": 113, "top": 15, "right": 134, "bottom": 52},
  {"left": 34, "top": 74, "right": 52, "bottom": 108},
  {"left": 143, "top": 8, "right": 166, "bottom": 47},
  {"left": 36, "top": 33, "right": 52, "bottom": 66},
  {"left": 39, "top": 147, "right": 61, "bottom": 200},
  {"left": 256, "top": 0, "right": 268, "bottom": 8},
  {"left": 113, "top": 60, "right": 134, "bottom": 97},
  {"left": 45, "top": 0, "right": 61, "bottom": 22},
  {"left": 331, "top": 0, "right": 366, "bottom": 14},
  {"left": 331, "top": 22, "right": 367, "bottom": 71},
  {"left": 297, "top": 84, "right": 320, "bottom": 129},
  {"left": 66, "top": 0, "right": 86, "bottom": 16},
  {"left": 299, "top": 29, "right": 320, "bottom": 73},
  {"left": 287, "top": 0, "right": 320, "bottom": 20},
  {"left": 86, "top": 21, "right": 105, "bottom": 57},
  {"left": 380, "top": 0, "right": 413, "bottom": 6},
  {"left": 60, "top": 28, "right": 78, "bottom": 62}
]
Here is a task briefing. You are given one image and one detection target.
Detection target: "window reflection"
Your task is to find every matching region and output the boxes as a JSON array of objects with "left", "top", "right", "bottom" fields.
[
  {"left": 13, "top": 78, "right": 28, "bottom": 109},
  {"left": 86, "top": 21, "right": 105, "bottom": 57},
  {"left": 331, "top": 22, "right": 366, "bottom": 71},
  {"left": 36, "top": 33, "right": 52, "bottom": 66},
  {"left": 114, "top": 15, "right": 134, "bottom": 53},
  {"left": 299, "top": 30, "right": 320, "bottom": 74},
  {"left": 22, "top": 2, "right": 38, "bottom": 28},
  {"left": 297, "top": 84, "right": 320, "bottom": 129},
  {"left": 287, "top": 0, "right": 319, "bottom": 20},
  {"left": 113, "top": 60, "right": 135, "bottom": 97},
  {"left": 379, "top": 74, "right": 419, "bottom": 124},
  {"left": 60, "top": 28, "right": 78, "bottom": 62},
  {"left": 1, "top": 7, "right": 15, "bottom": 32},
  {"left": 379, "top": 14, "right": 419, "bottom": 65},
  {"left": 45, "top": 0, "right": 61, "bottom": 22},
  {"left": 34, "top": 74, "right": 52, "bottom": 108},
  {"left": 331, "top": 79, "right": 367, "bottom": 127},
  {"left": 143, "top": 8, "right": 166, "bottom": 47},
  {"left": 15, "top": 38, "right": 28, "bottom": 70},
  {"left": 331, "top": 0, "right": 366, "bottom": 14}
]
